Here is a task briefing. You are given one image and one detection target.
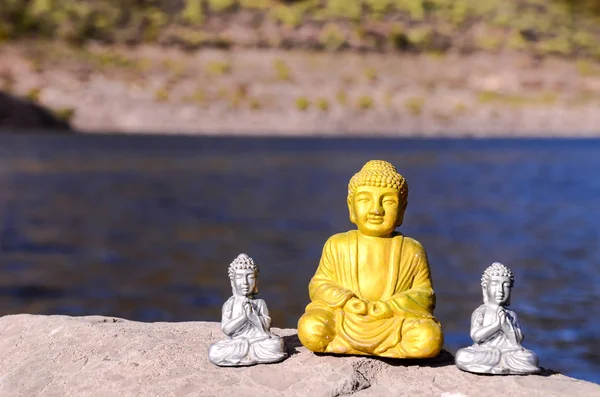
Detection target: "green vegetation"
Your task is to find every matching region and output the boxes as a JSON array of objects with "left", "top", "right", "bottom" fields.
[
  {"left": 477, "top": 90, "right": 559, "bottom": 106},
  {"left": 404, "top": 96, "right": 425, "bottom": 115},
  {"left": 476, "top": 32, "right": 504, "bottom": 52},
  {"left": 366, "top": 0, "right": 391, "bottom": 19},
  {"left": 206, "top": 0, "right": 236, "bottom": 13},
  {"left": 325, "top": 0, "right": 362, "bottom": 21},
  {"left": 576, "top": 59, "right": 599, "bottom": 76},
  {"left": 183, "top": 88, "right": 207, "bottom": 105},
  {"left": 162, "top": 59, "right": 185, "bottom": 76},
  {"left": 296, "top": 96, "right": 310, "bottom": 111},
  {"left": 182, "top": 0, "right": 204, "bottom": 24},
  {"left": 54, "top": 107, "right": 76, "bottom": 122},
  {"left": 336, "top": 90, "right": 348, "bottom": 105},
  {"left": 506, "top": 31, "right": 528, "bottom": 51},
  {"left": 86, "top": 50, "right": 139, "bottom": 70},
  {"left": 357, "top": 95, "right": 374, "bottom": 109},
  {"left": 316, "top": 98, "right": 329, "bottom": 111},
  {"left": 273, "top": 59, "right": 291, "bottom": 81},
  {"left": 154, "top": 87, "right": 169, "bottom": 102},
  {"left": 205, "top": 60, "right": 231, "bottom": 76},
  {"left": 2, "top": 0, "right": 600, "bottom": 58},
  {"left": 25, "top": 87, "right": 42, "bottom": 102},
  {"left": 538, "top": 35, "right": 572, "bottom": 57},
  {"left": 454, "top": 102, "right": 467, "bottom": 116},
  {"left": 364, "top": 67, "right": 378, "bottom": 83},
  {"left": 269, "top": 4, "right": 305, "bottom": 27},
  {"left": 406, "top": 27, "right": 432, "bottom": 49},
  {"left": 240, "top": 0, "right": 270, "bottom": 9},
  {"left": 319, "top": 23, "right": 346, "bottom": 51},
  {"left": 249, "top": 97, "right": 261, "bottom": 110}
]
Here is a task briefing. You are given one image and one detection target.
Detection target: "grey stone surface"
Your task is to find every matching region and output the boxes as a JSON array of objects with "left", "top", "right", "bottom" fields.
[{"left": 0, "top": 314, "right": 597, "bottom": 397}]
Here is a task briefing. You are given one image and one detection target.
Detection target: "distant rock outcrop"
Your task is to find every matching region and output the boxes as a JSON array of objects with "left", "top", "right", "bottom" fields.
[
  {"left": 0, "top": 91, "right": 72, "bottom": 133},
  {"left": 0, "top": 314, "right": 598, "bottom": 396}
]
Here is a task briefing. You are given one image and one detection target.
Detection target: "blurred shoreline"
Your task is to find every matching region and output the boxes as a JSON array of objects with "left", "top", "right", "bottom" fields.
[{"left": 2, "top": 41, "right": 600, "bottom": 137}]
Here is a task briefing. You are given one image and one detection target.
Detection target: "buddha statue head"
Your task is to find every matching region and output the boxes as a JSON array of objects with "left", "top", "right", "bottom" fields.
[
  {"left": 481, "top": 262, "right": 514, "bottom": 306},
  {"left": 347, "top": 160, "right": 408, "bottom": 237},
  {"left": 228, "top": 253, "right": 259, "bottom": 297}
]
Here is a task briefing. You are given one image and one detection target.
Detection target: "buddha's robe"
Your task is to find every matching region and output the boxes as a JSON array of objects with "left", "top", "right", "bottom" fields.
[
  {"left": 208, "top": 296, "right": 286, "bottom": 366},
  {"left": 455, "top": 305, "right": 539, "bottom": 374},
  {"left": 298, "top": 230, "right": 443, "bottom": 358}
]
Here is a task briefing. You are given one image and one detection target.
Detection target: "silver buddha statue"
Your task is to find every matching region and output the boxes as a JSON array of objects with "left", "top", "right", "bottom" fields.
[
  {"left": 208, "top": 253, "right": 287, "bottom": 367},
  {"left": 455, "top": 262, "right": 540, "bottom": 375}
]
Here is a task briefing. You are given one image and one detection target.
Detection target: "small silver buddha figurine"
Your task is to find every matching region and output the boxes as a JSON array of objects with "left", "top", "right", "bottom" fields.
[
  {"left": 455, "top": 262, "right": 540, "bottom": 375},
  {"left": 208, "top": 253, "right": 287, "bottom": 366}
]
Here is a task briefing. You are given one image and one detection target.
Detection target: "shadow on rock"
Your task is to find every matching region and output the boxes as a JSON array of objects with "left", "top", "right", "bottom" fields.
[
  {"left": 536, "top": 367, "right": 561, "bottom": 378},
  {"left": 316, "top": 349, "right": 455, "bottom": 368},
  {"left": 381, "top": 349, "right": 455, "bottom": 367},
  {"left": 368, "top": 349, "right": 456, "bottom": 368},
  {"left": 0, "top": 91, "right": 73, "bottom": 133},
  {"left": 455, "top": 367, "right": 561, "bottom": 378},
  {"left": 283, "top": 334, "right": 303, "bottom": 357}
]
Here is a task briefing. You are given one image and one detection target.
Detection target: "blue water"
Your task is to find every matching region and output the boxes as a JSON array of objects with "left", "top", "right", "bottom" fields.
[{"left": 0, "top": 135, "right": 598, "bottom": 383}]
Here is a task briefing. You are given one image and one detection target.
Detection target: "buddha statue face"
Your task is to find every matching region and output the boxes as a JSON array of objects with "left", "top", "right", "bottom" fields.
[
  {"left": 485, "top": 276, "right": 512, "bottom": 306},
  {"left": 228, "top": 253, "right": 259, "bottom": 297},
  {"left": 347, "top": 160, "right": 408, "bottom": 238},
  {"left": 481, "top": 262, "right": 514, "bottom": 306},
  {"left": 349, "top": 186, "right": 404, "bottom": 237},
  {"left": 231, "top": 268, "right": 258, "bottom": 297}
]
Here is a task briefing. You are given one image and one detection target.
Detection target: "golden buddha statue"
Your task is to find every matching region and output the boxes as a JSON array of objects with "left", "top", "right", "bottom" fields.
[{"left": 297, "top": 160, "right": 443, "bottom": 358}]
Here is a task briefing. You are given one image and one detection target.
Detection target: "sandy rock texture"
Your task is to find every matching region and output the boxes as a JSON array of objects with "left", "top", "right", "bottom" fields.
[
  {"left": 0, "top": 314, "right": 597, "bottom": 397},
  {"left": 3, "top": 43, "right": 600, "bottom": 137}
]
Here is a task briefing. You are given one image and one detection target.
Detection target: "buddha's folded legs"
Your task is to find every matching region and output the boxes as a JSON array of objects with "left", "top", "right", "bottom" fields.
[
  {"left": 456, "top": 346, "right": 539, "bottom": 374},
  {"left": 250, "top": 336, "right": 287, "bottom": 363},
  {"left": 298, "top": 309, "right": 337, "bottom": 353},
  {"left": 208, "top": 338, "right": 251, "bottom": 366},
  {"left": 455, "top": 346, "right": 501, "bottom": 373},
  {"left": 394, "top": 318, "right": 443, "bottom": 358},
  {"left": 500, "top": 348, "right": 539, "bottom": 374}
]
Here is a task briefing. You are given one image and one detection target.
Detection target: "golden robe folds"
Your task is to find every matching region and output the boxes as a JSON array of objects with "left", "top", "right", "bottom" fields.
[{"left": 298, "top": 230, "right": 443, "bottom": 358}]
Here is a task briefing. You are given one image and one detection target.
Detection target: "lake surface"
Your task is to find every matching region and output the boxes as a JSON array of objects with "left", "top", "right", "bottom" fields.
[{"left": 0, "top": 135, "right": 598, "bottom": 383}]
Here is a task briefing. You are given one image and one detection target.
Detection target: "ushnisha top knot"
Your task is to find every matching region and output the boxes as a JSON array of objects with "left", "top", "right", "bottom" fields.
[
  {"left": 228, "top": 253, "right": 259, "bottom": 279},
  {"left": 481, "top": 262, "right": 514, "bottom": 289},
  {"left": 348, "top": 160, "right": 408, "bottom": 204}
]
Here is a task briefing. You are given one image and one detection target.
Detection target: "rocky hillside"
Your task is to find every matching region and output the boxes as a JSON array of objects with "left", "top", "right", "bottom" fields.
[
  {"left": 1, "top": 0, "right": 600, "bottom": 58},
  {"left": 3, "top": 1, "right": 600, "bottom": 136}
]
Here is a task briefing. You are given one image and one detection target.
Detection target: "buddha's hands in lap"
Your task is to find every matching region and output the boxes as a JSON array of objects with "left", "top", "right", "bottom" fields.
[
  {"left": 330, "top": 288, "right": 355, "bottom": 308},
  {"left": 344, "top": 297, "right": 368, "bottom": 315},
  {"left": 368, "top": 301, "right": 393, "bottom": 320}
]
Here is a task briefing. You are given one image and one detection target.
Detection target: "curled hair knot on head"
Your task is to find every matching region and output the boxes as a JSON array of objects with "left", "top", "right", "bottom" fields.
[
  {"left": 481, "top": 262, "right": 514, "bottom": 289},
  {"left": 228, "top": 253, "right": 259, "bottom": 279},
  {"left": 347, "top": 160, "right": 408, "bottom": 205}
]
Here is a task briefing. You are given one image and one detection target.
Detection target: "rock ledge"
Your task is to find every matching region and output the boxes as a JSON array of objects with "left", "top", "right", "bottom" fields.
[{"left": 0, "top": 314, "right": 597, "bottom": 397}]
